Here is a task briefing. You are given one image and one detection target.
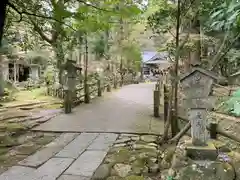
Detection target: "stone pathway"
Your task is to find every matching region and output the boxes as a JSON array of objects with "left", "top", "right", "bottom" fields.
[
  {"left": 33, "top": 83, "right": 164, "bottom": 134},
  {"left": 0, "top": 83, "right": 166, "bottom": 180},
  {"left": 0, "top": 133, "right": 118, "bottom": 180}
]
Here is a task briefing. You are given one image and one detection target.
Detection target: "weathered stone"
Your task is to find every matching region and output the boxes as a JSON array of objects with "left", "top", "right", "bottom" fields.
[
  {"left": 129, "top": 156, "right": 136, "bottom": 162},
  {"left": 131, "top": 136, "right": 140, "bottom": 141},
  {"left": 65, "top": 150, "right": 107, "bottom": 177},
  {"left": 58, "top": 175, "right": 91, "bottom": 180},
  {"left": 113, "top": 143, "right": 126, "bottom": 148},
  {"left": 18, "top": 133, "right": 78, "bottom": 167},
  {"left": 142, "top": 166, "right": 149, "bottom": 174},
  {"left": 113, "top": 163, "right": 131, "bottom": 177},
  {"left": 92, "top": 164, "right": 111, "bottom": 180},
  {"left": 148, "top": 163, "right": 159, "bottom": 173},
  {"left": 0, "top": 166, "right": 34, "bottom": 180},
  {"left": 227, "top": 151, "right": 240, "bottom": 180},
  {"left": 159, "top": 159, "right": 171, "bottom": 170},
  {"left": 177, "top": 161, "right": 235, "bottom": 180},
  {"left": 185, "top": 141, "right": 217, "bottom": 160},
  {"left": 27, "top": 157, "right": 74, "bottom": 180},
  {"left": 140, "top": 135, "right": 157, "bottom": 143},
  {"left": 106, "top": 176, "right": 123, "bottom": 180},
  {"left": 216, "top": 162, "right": 235, "bottom": 180},
  {"left": 115, "top": 137, "right": 131, "bottom": 144},
  {"left": 125, "top": 175, "right": 144, "bottom": 180},
  {"left": 211, "top": 140, "right": 231, "bottom": 153},
  {"left": 108, "top": 147, "right": 126, "bottom": 154},
  {"left": 133, "top": 144, "right": 157, "bottom": 150},
  {"left": 87, "top": 133, "right": 118, "bottom": 151},
  {"left": 56, "top": 133, "right": 98, "bottom": 158},
  {"left": 160, "top": 145, "right": 176, "bottom": 169},
  {"left": 171, "top": 144, "right": 190, "bottom": 169},
  {"left": 148, "top": 157, "right": 157, "bottom": 163},
  {"left": 147, "top": 143, "right": 158, "bottom": 147},
  {"left": 131, "top": 166, "right": 142, "bottom": 175},
  {"left": 106, "top": 148, "right": 131, "bottom": 164}
]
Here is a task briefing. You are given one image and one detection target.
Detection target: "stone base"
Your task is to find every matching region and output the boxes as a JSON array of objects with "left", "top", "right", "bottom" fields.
[{"left": 185, "top": 140, "right": 217, "bottom": 160}]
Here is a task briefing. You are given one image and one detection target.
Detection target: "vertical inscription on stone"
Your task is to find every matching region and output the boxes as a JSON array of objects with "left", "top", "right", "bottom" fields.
[{"left": 188, "top": 108, "right": 207, "bottom": 146}]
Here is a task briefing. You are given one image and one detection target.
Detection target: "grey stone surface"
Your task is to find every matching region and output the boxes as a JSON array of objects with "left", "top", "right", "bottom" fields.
[
  {"left": 58, "top": 175, "right": 90, "bottom": 180},
  {"left": 33, "top": 83, "right": 164, "bottom": 134},
  {"left": 56, "top": 133, "right": 99, "bottom": 158},
  {"left": 18, "top": 133, "right": 78, "bottom": 167},
  {"left": 64, "top": 150, "right": 107, "bottom": 177},
  {"left": 0, "top": 166, "right": 34, "bottom": 180},
  {"left": 27, "top": 157, "right": 74, "bottom": 180},
  {"left": 87, "top": 133, "right": 118, "bottom": 150}
]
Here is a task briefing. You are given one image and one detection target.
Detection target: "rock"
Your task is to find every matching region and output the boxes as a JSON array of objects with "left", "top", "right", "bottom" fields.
[
  {"left": 211, "top": 140, "right": 231, "bottom": 153},
  {"left": 168, "top": 168, "right": 176, "bottom": 176},
  {"left": 148, "top": 157, "right": 157, "bottom": 163},
  {"left": 171, "top": 144, "right": 190, "bottom": 169},
  {"left": 148, "top": 163, "right": 159, "bottom": 173},
  {"left": 92, "top": 164, "right": 111, "bottom": 180},
  {"left": 115, "top": 137, "right": 131, "bottom": 144},
  {"left": 129, "top": 156, "right": 136, "bottom": 162},
  {"left": 131, "top": 136, "right": 140, "bottom": 141},
  {"left": 147, "top": 143, "right": 158, "bottom": 147},
  {"left": 133, "top": 144, "right": 157, "bottom": 150},
  {"left": 142, "top": 166, "right": 149, "bottom": 174},
  {"left": 113, "top": 163, "right": 131, "bottom": 177},
  {"left": 131, "top": 166, "right": 142, "bottom": 175},
  {"left": 140, "top": 135, "right": 157, "bottom": 143},
  {"left": 177, "top": 162, "right": 235, "bottom": 180},
  {"left": 125, "top": 175, "right": 144, "bottom": 180},
  {"left": 159, "top": 159, "right": 171, "bottom": 170},
  {"left": 138, "top": 152, "right": 148, "bottom": 159},
  {"left": 106, "top": 176, "right": 123, "bottom": 180},
  {"left": 227, "top": 151, "right": 240, "bottom": 179},
  {"left": 216, "top": 162, "right": 235, "bottom": 180},
  {"left": 113, "top": 143, "right": 126, "bottom": 148}
]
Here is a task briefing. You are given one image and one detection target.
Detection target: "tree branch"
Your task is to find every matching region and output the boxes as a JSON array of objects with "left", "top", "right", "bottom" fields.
[
  {"left": 7, "top": 2, "right": 78, "bottom": 31},
  {"left": 210, "top": 32, "right": 240, "bottom": 70},
  {"left": 76, "top": 0, "right": 113, "bottom": 12},
  {"left": 29, "top": 18, "right": 53, "bottom": 44}
]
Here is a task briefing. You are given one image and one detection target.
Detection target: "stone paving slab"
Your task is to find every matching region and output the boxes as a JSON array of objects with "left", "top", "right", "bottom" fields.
[
  {"left": 0, "top": 166, "right": 35, "bottom": 180},
  {"left": 57, "top": 175, "right": 91, "bottom": 180},
  {"left": 64, "top": 150, "right": 107, "bottom": 177},
  {"left": 33, "top": 83, "right": 164, "bottom": 134},
  {"left": 26, "top": 157, "right": 74, "bottom": 180},
  {"left": 56, "top": 133, "right": 99, "bottom": 159},
  {"left": 18, "top": 133, "right": 78, "bottom": 167},
  {"left": 87, "top": 133, "right": 118, "bottom": 151}
]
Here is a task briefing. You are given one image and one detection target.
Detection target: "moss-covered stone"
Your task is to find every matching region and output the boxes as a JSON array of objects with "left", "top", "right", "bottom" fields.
[
  {"left": 107, "top": 176, "right": 123, "bottom": 180},
  {"left": 124, "top": 175, "right": 144, "bottom": 180},
  {"left": 106, "top": 148, "right": 131, "bottom": 164}
]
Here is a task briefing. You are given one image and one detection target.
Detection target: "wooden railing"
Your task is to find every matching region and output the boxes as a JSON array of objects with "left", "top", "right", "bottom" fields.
[{"left": 47, "top": 75, "right": 134, "bottom": 114}]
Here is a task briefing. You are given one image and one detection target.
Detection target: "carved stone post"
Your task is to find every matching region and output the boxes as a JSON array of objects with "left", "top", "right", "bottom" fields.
[
  {"left": 63, "top": 59, "right": 79, "bottom": 113},
  {"left": 180, "top": 68, "right": 218, "bottom": 160}
]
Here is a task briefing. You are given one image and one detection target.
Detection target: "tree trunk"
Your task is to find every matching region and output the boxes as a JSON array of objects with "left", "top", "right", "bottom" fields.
[
  {"left": 53, "top": 42, "right": 65, "bottom": 85},
  {"left": 0, "top": 55, "right": 4, "bottom": 96},
  {"left": 0, "top": 0, "right": 8, "bottom": 46}
]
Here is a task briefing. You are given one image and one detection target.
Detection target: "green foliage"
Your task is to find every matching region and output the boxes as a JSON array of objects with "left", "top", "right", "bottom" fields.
[
  {"left": 147, "top": 0, "right": 176, "bottom": 34},
  {"left": 122, "top": 41, "right": 142, "bottom": 72},
  {"left": 207, "top": 0, "right": 240, "bottom": 32}
]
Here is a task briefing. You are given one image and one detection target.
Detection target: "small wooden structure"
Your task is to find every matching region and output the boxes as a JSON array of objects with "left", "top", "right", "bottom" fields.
[{"left": 180, "top": 68, "right": 218, "bottom": 146}]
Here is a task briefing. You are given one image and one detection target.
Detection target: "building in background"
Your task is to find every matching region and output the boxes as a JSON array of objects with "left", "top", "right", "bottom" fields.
[{"left": 141, "top": 51, "right": 171, "bottom": 78}]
